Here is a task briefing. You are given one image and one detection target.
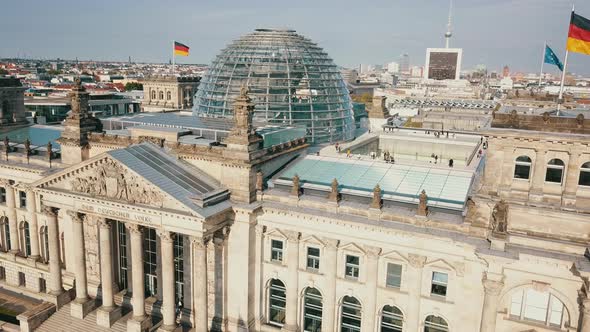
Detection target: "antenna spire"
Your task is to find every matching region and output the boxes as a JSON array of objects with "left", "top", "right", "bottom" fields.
[{"left": 445, "top": 0, "right": 453, "bottom": 48}]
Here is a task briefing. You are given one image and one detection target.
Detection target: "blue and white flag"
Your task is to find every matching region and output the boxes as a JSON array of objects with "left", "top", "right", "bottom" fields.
[{"left": 544, "top": 45, "right": 564, "bottom": 71}]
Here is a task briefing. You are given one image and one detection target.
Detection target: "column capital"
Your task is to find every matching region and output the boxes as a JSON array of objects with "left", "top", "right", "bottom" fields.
[
  {"left": 364, "top": 245, "right": 382, "bottom": 257},
  {"left": 42, "top": 205, "right": 57, "bottom": 217},
  {"left": 408, "top": 254, "right": 427, "bottom": 268},
  {"left": 67, "top": 210, "right": 83, "bottom": 223},
  {"left": 157, "top": 230, "right": 174, "bottom": 243},
  {"left": 482, "top": 277, "right": 504, "bottom": 296},
  {"left": 97, "top": 218, "right": 111, "bottom": 229},
  {"left": 20, "top": 183, "right": 35, "bottom": 194},
  {"left": 125, "top": 223, "right": 142, "bottom": 235},
  {"left": 0, "top": 178, "right": 11, "bottom": 187},
  {"left": 190, "top": 236, "right": 209, "bottom": 250},
  {"left": 322, "top": 238, "right": 339, "bottom": 249},
  {"left": 284, "top": 230, "right": 300, "bottom": 243},
  {"left": 254, "top": 224, "right": 265, "bottom": 235}
]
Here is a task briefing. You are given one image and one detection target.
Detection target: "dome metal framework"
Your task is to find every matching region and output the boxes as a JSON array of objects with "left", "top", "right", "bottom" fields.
[{"left": 193, "top": 28, "right": 355, "bottom": 143}]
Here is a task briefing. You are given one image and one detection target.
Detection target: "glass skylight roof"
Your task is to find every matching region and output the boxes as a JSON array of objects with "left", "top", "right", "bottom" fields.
[
  {"left": 277, "top": 155, "right": 474, "bottom": 210},
  {"left": 193, "top": 28, "right": 355, "bottom": 144}
]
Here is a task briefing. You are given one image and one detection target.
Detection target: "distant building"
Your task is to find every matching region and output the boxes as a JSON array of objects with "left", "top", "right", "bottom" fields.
[
  {"left": 502, "top": 65, "right": 510, "bottom": 78},
  {"left": 410, "top": 66, "right": 424, "bottom": 78},
  {"left": 387, "top": 62, "right": 400, "bottom": 74},
  {"left": 399, "top": 54, "right": 410, "bottom": 74},
  {"left": 141, "top": 76, "right": 200, "bottom": 113},
  {"left": 0, "top": 77, "right": 28, "bottom": 126},
  {"left": 424, "top": 48, "right": 463, "bottom": 80},
  {"left": 341, "top": 69, "right": 359, "bottom": 84}
]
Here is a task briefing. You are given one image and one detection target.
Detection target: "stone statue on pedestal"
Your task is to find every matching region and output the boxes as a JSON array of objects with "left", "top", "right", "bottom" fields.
[
  {"left": 291, "top": 174, "right": 301, "bottom": 197},
  {"left": 370, "top": 184, "right": 382, "bottom": 209},
  {"left": 417, "top": 190, "right": 428, "bottom": 216},
  {"left": 491, "top": 199, "right": 509, "bottom": 235},
  {"left": 327, "top": 178, "right": 340, "bottom": 203}
]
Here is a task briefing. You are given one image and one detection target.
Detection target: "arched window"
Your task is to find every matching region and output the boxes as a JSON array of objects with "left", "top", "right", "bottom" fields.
[
  {"left": 60, "top": 232, "right": 66, "bottom": 268},
  {"left": 0, "top": 217, "right": 8, "bottom": 252},
  {"left": 579, "top": 162, "right": 590, "bottom": 186},
  {"left": 40, "top": 226, "right": 49, "bottom": 263},
  {"left": 510, "top": 288, "right": 569, "bottom": 328},
  {"left": 545, "top": 159, "right": 565, "bottom": 183},
  {"left": 303, "top": 288, "right": 322, "bottom": 332},
  {"left": 341, "top": 296, "right": 362, "bottom": 332},
  {"left": 151, "top": 90, "right": 156, "bottom": 99},
  {"left": 268, "top": 279, "right": 286, "bottom": 326},
  {"left": 381, "top": 305, "right": 403, "bottom": 332},
  {"left": 19, "top": 221, "right": 31, "bottom": 256},
  {"left": 424, "top": 315, "right": 449, "bottom": 332},
  {"left": 159, "top": 91, "right": 164, "bottom": 100},
  {"left": 166, "top": 91, "right": 172, "bottom": 100},
  {"left": 514, "top": 156, "right": 532, "bottom": 179}
]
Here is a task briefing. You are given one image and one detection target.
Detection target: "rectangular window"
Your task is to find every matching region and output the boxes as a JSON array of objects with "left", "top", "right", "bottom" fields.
[
  {"left": 306, "top": 247, "right": 320, "bottom": 271},
  {"left": 271, "top": 239, "right": 283, "bottom": 262},
  {"left": 431, "top": 271, "right": 448, "bottom": 297},
  {"left": 345, "top": 255, "right": 360, "bottom": 279},
  {"left": 0, "top": 188, "right": 5, "bottom": 203},
  {"left": 116, "top": 222, "right": 128, "bottom": 290},
  {"left": 386, "top": 263, "right": 402, "bottom": 288},
  {"left": 174, "top": 234, "right": 184, "bottom": 308},
  {"left": 19, "top": 191, "right": 26, "bottom": 208}
]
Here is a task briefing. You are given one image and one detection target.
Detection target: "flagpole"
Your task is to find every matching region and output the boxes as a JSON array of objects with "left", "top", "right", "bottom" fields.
[
  {"left": 172, "top": 40, "right": 176, "bottom": 75},
  {"left": 557, "top": 5, "right": 574, "bottom": 116},
  {"left": 539, "top": 41, "right": 546, "bottom": 88}
]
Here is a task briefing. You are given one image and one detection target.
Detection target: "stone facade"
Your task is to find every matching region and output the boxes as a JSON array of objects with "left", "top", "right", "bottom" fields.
[
  {"left": 141, "top": 76, "right": 200, "bottom": 113},
  {"left": 0, "top": 88, "right": 588, "bottom": 332}
]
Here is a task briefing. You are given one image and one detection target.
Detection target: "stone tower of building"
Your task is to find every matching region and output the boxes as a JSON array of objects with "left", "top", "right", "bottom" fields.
[
  {"left": 141, "top": 76, "right": 200, "bottom": 113},
  {"left": 0, "top": 77, "right": 28, "bottom": 126},
  {"left": 58, "top": 78, "right": 102, "bottom": 164}
]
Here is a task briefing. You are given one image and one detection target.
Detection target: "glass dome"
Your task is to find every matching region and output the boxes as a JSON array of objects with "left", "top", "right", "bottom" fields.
[{"left": 193, "top": 28, "right": 355, "bottom": 144}]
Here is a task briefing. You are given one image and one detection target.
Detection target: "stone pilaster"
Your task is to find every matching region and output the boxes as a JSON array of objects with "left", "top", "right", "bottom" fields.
[
  {"left": 253, "top": 224, "right": 265, "bottom": 330},
  {"left": 96, "top": 218, "right": 122, "bottom": 327},
  {"left": 529, "top": 149, "right": 547, "bottom": 201},
  {"left": 69, "top": 211, "right": 94, "bottom": 319},
  {"left": 3, "top": 181, "right": 19, "bottom": 254},
  {"left": 406, "top": 254, "right": 426, "bottom": 332},
  {"left": 24, "top": 187, "right": 40, "bottom": 260},
  {"left": 362, "top": 246, "right": 381, "bottom": 332},
  {"left": 499, "top": 146, "right": 515, "bottom": 194},
  {"left": 192, "top": 237, "right": 209, "bottom": 332},
  {"left": 127, "top": 224, "right": 151, "bottom": 332},
  {"left": 282, "top": 230, "right": 300, "bottom": 332},
  {"left": 563, "top": 151, "right": 581, "bottom": 207},
  {"left": 321, "top": 238, "right": 339, "bottom": 332},
  {"left": 157, "top": 230, "right": 177, "bottom": 331},
  {"left": 479, "top": 274, "right": 504, "bottom": 332}
]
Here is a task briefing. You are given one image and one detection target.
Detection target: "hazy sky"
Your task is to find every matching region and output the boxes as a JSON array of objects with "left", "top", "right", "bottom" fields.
[{"left": 2, "top": 0, "right": 590, "bottom": 75}]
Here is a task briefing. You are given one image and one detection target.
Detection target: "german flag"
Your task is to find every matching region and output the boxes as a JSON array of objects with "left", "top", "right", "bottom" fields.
[
  {"left": 174, "top": 41, "right": 189, "bottom": 56},
  {"left": 567, "top": 12, "right": 590, "bottom": 55}
]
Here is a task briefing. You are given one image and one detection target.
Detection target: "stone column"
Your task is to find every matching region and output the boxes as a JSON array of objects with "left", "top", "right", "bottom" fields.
[
  {"left": 127, "top": 224, "right": 151, "bottom": 332},
  {"left": 283, "top": 231, "right": 300, "bottom": 332},
  {"left": 479, "top": 275, "right": 504, "bottom": 332},
  {"left": 581, "top": 298, "right": 590, "bottom": 332},
  {"left": 321, "top": 238, "right": 339, "bottom": 332},
  {"left": 253, "top": 225, "right": 265, "bottom": 330},
  {"left": 406, "top": 254, "right": 426, "bottom": 332},
  {"left": 158, "top": 230, "right": 177, "bottom": 331},
  {"left": 4, "top": 181, "right": 19, "bottom": 253},
  {"left": 45, "top": 206, "right": 63, "bottom": 294},
  {"left": 96, "top": 218, "right": 122, "bottom": 327},
  {"left": 362, "top": 246, "right": 381, "bottom": 332},
  {"left": 192, "top": 237, "right": 208, "bottom": 332},
  {"left": 69, "top": 211, "right": 93, "bottom": 319},
  {"left": 24, "top": 187, "right": 40, "bottom": 259}
]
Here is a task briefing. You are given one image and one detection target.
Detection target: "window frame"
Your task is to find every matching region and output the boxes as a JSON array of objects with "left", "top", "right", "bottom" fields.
[
  {"left": 345, "top": 254, "right": 360, "bottom": 280},
  {"left": 381, "top": 305, "right": 404, "bottom": 332},
  {"left": 302, "top": 287, "right": 323, "bottom": 332},
  {"left": 545, "top": 158, "right": 565, "bottom": 184},
  {"left": 306, "top": 246, "right": 320, "bottom": 271},
  {"left": 424, "top": 315, "right": 449, "bottom": 332},
  {"left": 579, "top": 162, "right": 590, "bottom": 187},
  {"left": 509, "top": 288, "right": 567, "bottom": 328},
  {"left": 514, "top": 155, "right": 532, "bottom": 180},
  {"left": 270, "top": 239, "right": 284, "bottom": 263},
  {"left": 385, "top": 262, "right": 403, "bottom": 289},
  {"left": 268, "top": 279, "right": 286, "bottom": 327},
  {"left": 340, "top": 296, "right": 362, "bottom": 332},
  {"left": 18, "top": 191, "right": 26, "bottom": 208},
  {"left": 430, "top": 271, "right": 449, "bottom": 298}
]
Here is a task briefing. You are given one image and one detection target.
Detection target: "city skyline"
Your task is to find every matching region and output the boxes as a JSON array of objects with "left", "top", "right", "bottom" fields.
[{"left": 2, "top": 0, "right": 590, "bottom": 75}]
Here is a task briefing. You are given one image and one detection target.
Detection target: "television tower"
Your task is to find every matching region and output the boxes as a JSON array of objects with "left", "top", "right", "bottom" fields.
[{"left": 444, "top": 0, "right": 453, "bottom": 48}]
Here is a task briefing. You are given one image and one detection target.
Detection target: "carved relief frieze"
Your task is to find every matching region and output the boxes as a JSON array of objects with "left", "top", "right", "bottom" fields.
[{"left": 69, "top": 159, "right": 163, "bottom": 207}]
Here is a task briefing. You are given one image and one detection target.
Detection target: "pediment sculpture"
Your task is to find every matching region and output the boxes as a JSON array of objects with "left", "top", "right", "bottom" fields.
[{"left": 70, "top": 159, "right": 163, "bottom": 206}]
